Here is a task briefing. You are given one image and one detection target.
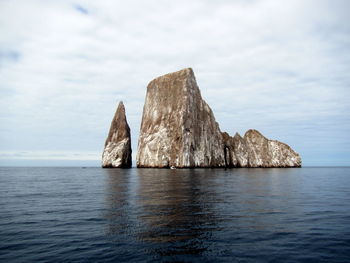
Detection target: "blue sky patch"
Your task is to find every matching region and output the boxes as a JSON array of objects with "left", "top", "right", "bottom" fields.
[
  {"left": 0, "top": 50, "right": 20, "bottom": 63},
  {"left": 74, "top": 4, "right": 88, "bottom": 15}
]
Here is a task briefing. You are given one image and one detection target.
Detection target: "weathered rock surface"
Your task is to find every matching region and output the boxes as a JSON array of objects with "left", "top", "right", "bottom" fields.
[
  {"left": 136, "top": 68, "right": 225, "bottom": 168},
  {"left": 223, "top": 129, "right": 301, "bottom": 167},
  {"left": 102, "top": 101, "right": 132, "bottom": 168},
  {"left": 222, "top": 132, "right": 250, "bottom": 167},
  {"left": 135, "top": 67, "right": 301, "bottom": 168},
  {"left": 244, "top": 129, "right": 301, "bottom": 167}
]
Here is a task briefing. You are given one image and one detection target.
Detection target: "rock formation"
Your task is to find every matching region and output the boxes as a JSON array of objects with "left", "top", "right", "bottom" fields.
[
  {"left": 222, "top": 132, "right": 249, "bottom": 167},
  {"left": 136, "top": 68, "right": 301, "bottom": 168},
  {"left": 136, "top": 68, "right": 225, "bottom": 168},
  {"left": 102, "top": 101, "right": 132, "bottom": 168},
  {"left": 223, "top": 129, "right": 301, "bottom": 167}
]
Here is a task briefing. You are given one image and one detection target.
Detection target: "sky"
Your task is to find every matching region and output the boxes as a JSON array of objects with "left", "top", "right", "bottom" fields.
[{"left": 0, "top": 0, "right": 349, "bottom": 166}]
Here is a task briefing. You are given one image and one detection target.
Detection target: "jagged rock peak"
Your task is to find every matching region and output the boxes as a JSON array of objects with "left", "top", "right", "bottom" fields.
[
  {"left": 233, "top": 132, "right": 242, "bottom": 139},
  {"left": 222, "top": 131, "right": 248, "bottom": 167},
  {"left": 223, "top": 129, "right": 301, "bottom": 168},
  {"left": 244, "top": 129, "right": 301, "bottom": 167},
  {"left": 102, "top": 101, "right": 132, "bottom": 168},
  {"left": 244, "top": 129, "right": 263, "bottom": 138},
  {"left": 150, "top": 67, "right": 194, "bottom": 82},
  {"left": 136, "top": 68, "right": 225, "bottom": 168}
]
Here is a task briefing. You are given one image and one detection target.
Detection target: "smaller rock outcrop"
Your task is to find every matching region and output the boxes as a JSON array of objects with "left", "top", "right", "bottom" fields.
[
  {"left": 244, "top": 129, "right": 301, "bottom": 167},
  {"left": 102, "top": 101, "right": 132, "bottom": 168},
  {"left": 223, "top": 129, "right": 301, "bottom": 168}
]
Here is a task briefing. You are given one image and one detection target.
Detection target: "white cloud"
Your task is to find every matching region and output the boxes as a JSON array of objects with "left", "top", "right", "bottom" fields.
[{"left": 0, "top": 0, "right": 349, "bottom": 165}]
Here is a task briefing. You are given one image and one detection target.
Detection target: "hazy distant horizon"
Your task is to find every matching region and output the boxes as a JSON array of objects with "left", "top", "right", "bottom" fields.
[
  {"left": 1, "top": 160, "right": 349, "bottom": 168},
  {"left": 1, "top": 0, "right": 349, "bottom": 166}
]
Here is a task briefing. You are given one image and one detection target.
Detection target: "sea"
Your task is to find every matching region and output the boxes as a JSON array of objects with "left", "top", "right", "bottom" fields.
[{"left": 0, "top": 167, "right": 349, "bottom": 262}]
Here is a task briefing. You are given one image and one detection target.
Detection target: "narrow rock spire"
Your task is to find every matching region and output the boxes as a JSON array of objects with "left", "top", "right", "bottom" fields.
[{"left": 102, "top": 101, "right": 132, "bottom": 168}]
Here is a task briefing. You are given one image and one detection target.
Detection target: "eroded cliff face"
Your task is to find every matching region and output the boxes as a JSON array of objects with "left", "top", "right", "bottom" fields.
[
  {"left": 102, "top": 101, "right": 132, "bottom": 168},
  {"left": 244, "top": 129, "right": 301, "bottom": 167},
  {"left": 223, "top": 129, "right": 301, "bottom": 167},
  {"left": 130, "top": 67, "right": 301, "bottom": 168},
  {"left": 136, "top": 68, "right": 225, "bottom": 168},
  {"left": 222, "top": 132, "right": 250, "bottom": 167}
]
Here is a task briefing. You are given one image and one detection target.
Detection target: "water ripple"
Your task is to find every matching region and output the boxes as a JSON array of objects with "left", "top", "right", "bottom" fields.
[{"left": 0, "top": 167, "right": 349, "bottom": 262}]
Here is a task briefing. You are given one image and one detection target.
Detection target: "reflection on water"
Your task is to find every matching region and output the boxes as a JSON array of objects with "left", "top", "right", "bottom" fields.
[
  {"left": 102, "top": 168, "right": 350, "bottom": 262},
  {"left": 104, "top": 169, "right": 133, "bottom": 236},
  {"left": 136, "top": 169, "right": 219, "bottom": 256},
  {"left": 104, "top": 169, "right": 221, "bottom": 257}
]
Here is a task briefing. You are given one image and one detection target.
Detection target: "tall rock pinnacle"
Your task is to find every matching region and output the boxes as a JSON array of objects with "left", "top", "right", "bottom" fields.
[
  {"left": 136, "top": 68, "right": 301, "bottom": 168},
  {"left": 136, "top": 68, "right": 225, "bottom": 168},
  {"left": 102, "top": 101, "right": 132, "bottom": 168}
]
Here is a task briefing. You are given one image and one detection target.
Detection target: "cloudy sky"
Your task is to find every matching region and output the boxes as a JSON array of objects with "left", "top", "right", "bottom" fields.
[{"left": 0, "top": 0, "right": 349, "bottom": 166}]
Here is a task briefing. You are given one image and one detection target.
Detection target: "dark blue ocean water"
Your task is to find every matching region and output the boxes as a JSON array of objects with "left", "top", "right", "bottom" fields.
[{"left": 0, "top": 167, "right": 349, "bottom": 262}]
